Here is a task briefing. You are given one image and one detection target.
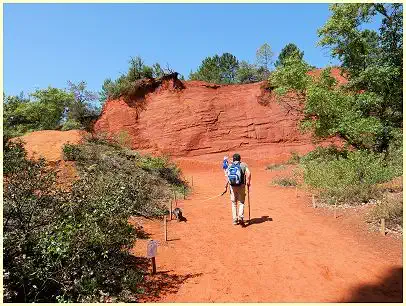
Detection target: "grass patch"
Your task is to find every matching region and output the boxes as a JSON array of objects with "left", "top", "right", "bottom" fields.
[
  {"left": 367, "top": 193, "right": 403, "bottom": 231},
  {"left": 272, "top": 177, "right": 297, "bottom": 187},
  {"left": 300, "top": 146, "right": 402, "bottom": 205}
]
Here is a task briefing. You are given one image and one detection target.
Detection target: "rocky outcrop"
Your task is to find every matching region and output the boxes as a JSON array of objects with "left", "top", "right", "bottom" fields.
[{"left": 94, "top": 69, "right": 344, "bottom": 158}]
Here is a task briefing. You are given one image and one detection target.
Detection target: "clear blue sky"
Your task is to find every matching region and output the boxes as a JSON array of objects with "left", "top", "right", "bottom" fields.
[{"left": 4, "top": 3, "right": 381, "bottom": 97}]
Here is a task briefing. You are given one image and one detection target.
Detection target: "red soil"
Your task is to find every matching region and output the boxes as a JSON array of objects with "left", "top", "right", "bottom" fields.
[
  {"left": 132, "top": 159, "right": 402, "bottom": 302},
  {"left": 15, "top": 67, "right": 402, "bottom": 302},
  {"left": 94, "top": 69, "right": 343, "bottom": 158}
]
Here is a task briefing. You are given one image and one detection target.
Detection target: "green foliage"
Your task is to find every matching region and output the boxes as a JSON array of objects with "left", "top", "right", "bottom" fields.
[
  {"left": 4, "top": 136, "right": 186, "bottom": 302},
  {"left": 272, "top": 177, "right": 297, "bottom": 187},
  {"left": 301, "top": 149, "right": 401, "bottom": 204},
  {"left": 317, "top": 3, "right": 403, "bottom": 150},
  {"left": 270, "top": 56, "right": 311, "bottom": 95},
  {"left": 256, "top": 43, "right": 273, "bottom": 77},
  {"left": 275, "top": 43, "right": 304, "bottom": 67},
  {"left": 368, "top": 194, "right": 403, "bottom": 230},
  {"left": 62, "top": 143, "right": 82, "bottom": 160},
  {"left": 189, "top": 52, "right": 239, "bottom": 84},
  {"left": 61, "top": 119, "right": 82, "bottom": 131},
  {"left": 287, "top": 152, "right": 301, "bottom": 164},
  {"left": 4, "top": 88, "right": 74, "bottom": 136},
  {"left": 99, "top": 57, "right": 172, "bottom": 103},
  {"left": 300, "top": 145, "right": 348, "bottom": 164},
  {"left": 66, "top": 81, "right": 100, "bottom": 130},
  {"left": 236, "top": 61, "right": 261, "bottom": 83}
]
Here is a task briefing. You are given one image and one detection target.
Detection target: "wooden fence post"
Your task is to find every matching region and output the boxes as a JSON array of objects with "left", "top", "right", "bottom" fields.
[
  {"left": 380, "top": 218, "right": 386, "bottom": 236},
  {"left": 164, "top": 215, "right": 167, "bottom": 241}
]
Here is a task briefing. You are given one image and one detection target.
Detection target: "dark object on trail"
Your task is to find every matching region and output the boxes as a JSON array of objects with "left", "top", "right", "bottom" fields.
[{"left": 172, "top": 208, "right": 187, "bottom": 222}]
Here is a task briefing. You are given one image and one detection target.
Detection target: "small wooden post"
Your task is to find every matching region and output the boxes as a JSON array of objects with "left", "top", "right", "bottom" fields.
[
  {"left": 164, "top": 215, "right": 167, "bottom": 241},
  {"left": 334, "top": 201, "right": 337, "bottom": 219},
  {"left": 380, "top": 218, "right": 386, "bottom": 236},
  {"left": 295, "top": 187, "right": 298, "bottom": 198},
  {"left": 169, "top": 200, "right": 172, "bottom": 220},
  {"left": 312, "top": 194, "right": 316, "bottom": 208},
  {"left": 174, "top": 190, "right": 177, "bottom": 207},
  {"left": 151, "top": 257, "right": 156, "bottom": 275},
  {"left": 183, "top": 186, "right": 186, "bottom": 200}
]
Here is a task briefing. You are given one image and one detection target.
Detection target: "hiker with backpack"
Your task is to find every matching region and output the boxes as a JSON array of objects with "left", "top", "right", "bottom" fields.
[{"left": 224, "top": 153, "right": 251, "bottom": 226}]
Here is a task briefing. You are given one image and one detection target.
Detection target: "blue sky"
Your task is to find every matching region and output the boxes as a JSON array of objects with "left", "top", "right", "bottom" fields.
[{"left": 4, "top": 3, "right": 381, "bottom": 97}]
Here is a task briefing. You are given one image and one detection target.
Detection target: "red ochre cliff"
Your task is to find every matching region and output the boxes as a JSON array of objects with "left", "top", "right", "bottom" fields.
[{"left": 93, "top": 68, "right": 344, "bottom": 162}]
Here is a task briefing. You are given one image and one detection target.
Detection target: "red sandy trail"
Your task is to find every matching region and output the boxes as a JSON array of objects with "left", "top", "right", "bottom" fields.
[
  {"left": 16, "top": 131, "right": 402, "bottom": 302},
  {"left": 133, "top": 159, "right": 403, "bottom": 303}
]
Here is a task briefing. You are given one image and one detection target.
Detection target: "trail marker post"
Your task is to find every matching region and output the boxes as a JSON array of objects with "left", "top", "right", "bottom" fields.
[
  {"left": 312, "top": 194, "right": 316, "bottom": 208},
  {"left": 147, "top": 240, "right": 158, "bottom": 275},
  {"left": 334, "top": 201, "right": 337, "bottom": 219},
  {"left": 174, "top": 190, "right": 177, "bottom": 207},
  {"left": 164, "top": 215, "right": 168, "bottom": 241},
  {"left": 247, "top": 186, "right": 251, "bottom": 223},
  {"left": 380, "top": 218, "right": 386, "bottom": 236},
  {"left": 169, "top": 200, "right": 172, "bottom": 220}
]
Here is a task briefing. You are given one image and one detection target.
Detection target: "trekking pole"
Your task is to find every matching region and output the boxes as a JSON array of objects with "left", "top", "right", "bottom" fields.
[{"left": 247, "top": 186, "right": 251, "bottom": 223}]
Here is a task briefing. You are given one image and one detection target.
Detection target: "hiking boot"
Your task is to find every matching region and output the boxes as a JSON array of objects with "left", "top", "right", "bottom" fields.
[
  {"left": 239, "top": 218, "right": 245, "bottom": 226},
  {"left": 233, "top": 219, "right": 238, "bottom": 225}
]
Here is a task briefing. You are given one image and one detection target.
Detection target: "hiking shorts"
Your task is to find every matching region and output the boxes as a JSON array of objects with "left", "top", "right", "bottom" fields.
[{"left": 230, "top": 185, "right": 246, "bottom": 204}]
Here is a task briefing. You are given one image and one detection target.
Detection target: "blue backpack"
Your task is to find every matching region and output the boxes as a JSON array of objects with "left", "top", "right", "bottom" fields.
[{"left": 227, "top": 162, "right": 243, "bottom": 186}]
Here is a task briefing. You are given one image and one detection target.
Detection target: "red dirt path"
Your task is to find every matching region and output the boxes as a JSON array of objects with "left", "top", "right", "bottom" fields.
[
  {"left": 15, "top": 130, "right": 402, "bottom": 302},
  {"left": 133, "top": 158, "right": 402, "bottom": 303}
]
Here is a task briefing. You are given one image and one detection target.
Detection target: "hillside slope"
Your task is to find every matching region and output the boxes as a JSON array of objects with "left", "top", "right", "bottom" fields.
[{"left": 94, "top": 69, "right": 343, "bottom": 160}]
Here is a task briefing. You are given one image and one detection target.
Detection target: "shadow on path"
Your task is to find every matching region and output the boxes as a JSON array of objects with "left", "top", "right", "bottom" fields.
[
  {"left": 341, "top": 266, "right": 403, "bottom": 302},
  {"left": 245, "top": 215, "right": 273, "bottom": 227}
]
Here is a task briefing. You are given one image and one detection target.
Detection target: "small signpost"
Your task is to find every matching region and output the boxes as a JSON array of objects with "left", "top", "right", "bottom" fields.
[
  {"left": 147, "top": 240, "right": 158, "bottom": 275},
  {"left": 312, "top": 194, "right": 316, "bottom": 208},
  {"left": 173, "top": 190, "right": 177, "bottom": 207}
]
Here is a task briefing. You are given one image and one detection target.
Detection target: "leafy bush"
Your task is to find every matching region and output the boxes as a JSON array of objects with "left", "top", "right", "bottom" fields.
[
  {"left": 300, "top": 145, "right": 349, "bottom": 163},
  {"left": 4, "top": 137, "right": 186, "bottom": 302},
  {"left": 301, "top": 149, "right": 401, "bottom": 204},
  {"left": 272, "top": 177, "right": 297, "bottom": 187},
  {"left": 61, "top": 119, "right": 83, "bottom": 131},
  {"left": 62, "top": 143, "right": 82, "bottom": 161},
  {"left": 367, "top": 193, "right": 403, "bottom": 230},
  {"left": 287, "top": 151, "right": 301, "bottom": 164}
]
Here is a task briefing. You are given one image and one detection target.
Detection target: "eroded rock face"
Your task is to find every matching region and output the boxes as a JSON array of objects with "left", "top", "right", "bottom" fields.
[{"left": 94, "top": 69, "right": 343, "bottom": 158}]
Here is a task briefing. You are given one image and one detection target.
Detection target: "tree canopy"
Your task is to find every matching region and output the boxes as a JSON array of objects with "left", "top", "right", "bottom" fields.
[
  {"left": 189, "top": 53, "right": 239, "bottom": 84},
  {"left": 271, "top": 3, "right": 403, "bottom": 153},
  {"left": 274, "top": 43, "right": 304, "bottom": 67}
]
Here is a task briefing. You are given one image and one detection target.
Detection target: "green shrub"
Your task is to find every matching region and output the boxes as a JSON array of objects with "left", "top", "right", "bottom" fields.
[
  {"left": 62, "top": 143, "right": 82, "bottom": 161},
  {"left": 287, "top": 151, "right": 301, "bottom": 164},
  {"left": 266, "top": 164, "right": 287, "bottom": 171},
  {"left": 301, "top": 149, "right": 401, "bottom": 204},
  {"left": 368, "top": 194, "right": 403, "bottom": 230},
  {"left": 4, "top": 137, "right": 186, "bottom": 302},
  {"left": 61, "top": 119, "right": 83, "bottom": 131},
  {"left": 272, "top": 177, "right": 297, "bottom": 187},
  {"left": 300, "top": 145, "right": 348, "bottom": 163}
]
